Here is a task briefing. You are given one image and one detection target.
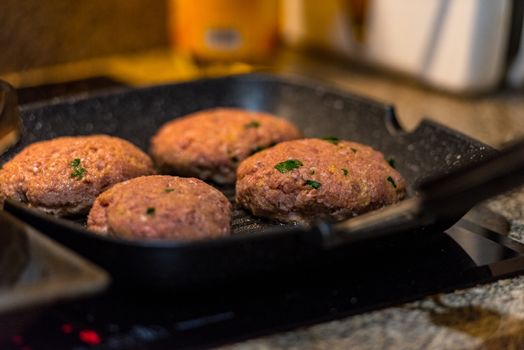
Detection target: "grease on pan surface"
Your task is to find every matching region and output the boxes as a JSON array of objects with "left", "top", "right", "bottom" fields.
[
  {"left": 88, "top": 175, "right": 232, "bottom": 240},
  {"left": 150, "top": 108, "right": 301, "bottom": 184},
  {"left": 236, "top": 138, "right": 407, "bottom": 225},
  {"left": 0, "top": 135, "right": 155, "bottom": 217}
]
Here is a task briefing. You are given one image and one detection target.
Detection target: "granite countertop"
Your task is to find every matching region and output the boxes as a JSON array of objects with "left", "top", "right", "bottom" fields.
[
  {"left": 3, "top": 48, "right": 524, "bottom": 350},
  {"left": 221, "top": 191, "right": 524, "bottom": 350},
  {"left": 273, "top": 50, "right": 524, "bottom": 149},
  {"left": 220, "top": 52, "right": 524, "bottom": 350},
  {"left": 218, "top": 52, "right": 524, "bottom": 350}
]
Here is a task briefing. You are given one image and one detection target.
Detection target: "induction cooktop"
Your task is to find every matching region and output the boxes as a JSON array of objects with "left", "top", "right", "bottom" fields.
[
  {"left": 2, "top": 205, "right": 524, "bottom": 350},
  {"left": 3, "top": 77, "right": 524, "bottom": 350}
]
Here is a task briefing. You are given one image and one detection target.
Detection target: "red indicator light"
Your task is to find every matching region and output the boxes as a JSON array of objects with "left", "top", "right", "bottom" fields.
[
  {"left": 11, "top": 335, "right": 23, "bottom": 345},
  {"left": 61, "top": 323, "right": 74, "bottom": 334},
  {"left": 79, "top": 329, "right": 101, "bottom": 345}
]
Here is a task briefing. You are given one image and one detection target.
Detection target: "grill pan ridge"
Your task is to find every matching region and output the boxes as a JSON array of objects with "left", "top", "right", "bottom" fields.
[{"left": 0, "top": 73, "right": 495, "bottom": 289}]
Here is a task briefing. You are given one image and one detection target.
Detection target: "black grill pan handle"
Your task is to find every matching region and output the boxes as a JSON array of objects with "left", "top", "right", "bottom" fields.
[{"left": 323, "top": 138, "right": 524, "bottom": 247}]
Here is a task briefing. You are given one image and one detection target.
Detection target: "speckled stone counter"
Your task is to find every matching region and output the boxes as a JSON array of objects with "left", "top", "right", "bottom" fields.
[
  {"left": 220, "top": 52, "right": 524, "bottom": 350},
  {"left": 3, "top": 47, "right": 524, "bottom": 350},
  {"left": 221, "top": 190, "right": 524, "bottom": 349}
]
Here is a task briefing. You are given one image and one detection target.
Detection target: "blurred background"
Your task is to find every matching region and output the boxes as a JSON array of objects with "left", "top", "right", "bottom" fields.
[{"left": 1, "top": 0, "right": 523, "bottom": 148}]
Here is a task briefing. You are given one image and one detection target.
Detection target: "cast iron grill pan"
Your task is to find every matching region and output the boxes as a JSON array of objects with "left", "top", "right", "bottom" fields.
[{"left": 1, "top": 73, "right": 495, "bottom": 289}]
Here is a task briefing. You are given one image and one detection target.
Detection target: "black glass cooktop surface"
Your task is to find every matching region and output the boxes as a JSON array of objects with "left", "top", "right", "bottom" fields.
[
  {"left": 2, "top": 209, "right": 524, "bottom": 350},
  {"left": 3, "top": 77, "right": 524, "bottom": 349}
]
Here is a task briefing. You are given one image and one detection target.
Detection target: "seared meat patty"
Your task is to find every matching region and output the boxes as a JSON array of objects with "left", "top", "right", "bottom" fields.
[
  {"left": 88, "top": 175, "right": 231, "bottom": 240},
  {"left": 150, "top": 108, "right": 301, "bottom": 184},
  {"left": 236, "top": 138, "right": 406, "bottom": 225},
  {"left": 0, "top": 135, "right": 155, "bottom": 216}
]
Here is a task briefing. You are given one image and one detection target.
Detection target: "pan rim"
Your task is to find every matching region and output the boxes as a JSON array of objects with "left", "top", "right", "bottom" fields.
[{"left": 4, "top": 72, "right": 495, "bottom": 250}]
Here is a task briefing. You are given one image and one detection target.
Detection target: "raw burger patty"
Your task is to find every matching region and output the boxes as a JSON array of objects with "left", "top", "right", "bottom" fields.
[
  {"left": 236, "top": 138, "right": 406, "bottom": 225},
  {"left": 87, "top": 175, "right": 232, "bottom": 240},
  {"left": 0, "top": 135, "right": 155, "bottom": 216},
  {"left": 150, "top": 108, "right": 301, "bottom": 184}
]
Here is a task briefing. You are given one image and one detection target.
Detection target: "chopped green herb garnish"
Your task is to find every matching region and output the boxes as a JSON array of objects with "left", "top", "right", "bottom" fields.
[
  {"left": 230, "top": 156, "right": 239, "bottom": 163},
  {"left": 275, "top": 159, "right": 303, "bottom": 173},
  {"left": 146, "top": 207, "right": 155, "bottom": 215},
  {"left": 164, "top": 188, "right": 175, "bottom": 193},
  {"left": 245, "top": 121, "right": 261, "bottom": 129},
  {"left": 70, "top": 158, "right": 86, "bottom": 179},
  {"left": 388, "top": 158, "right": 396, "bottom": 168},
  {"left": 305, "top": 180, "right": 321, "bottom": 189},
  {"left": 70, "top": 167, "right": 86, "bottom": 179},
  {"left": 342, "top": 168, "right": 348, "bottom": 176},
  {"left": 387, "top": 176, "right": 397, "bottom": 188},
  {"left": 322, "top": 137, "right": 340, "bottom": 145},
  {"left": 351, "top": 148, "right": 358, "bottom": 153}
]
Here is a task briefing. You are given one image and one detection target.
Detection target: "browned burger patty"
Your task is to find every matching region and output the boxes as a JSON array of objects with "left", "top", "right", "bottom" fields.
[
  {"left": 0, "top": 135, "right": 155, "bottom": 216},
  {"left": 87, "top": 175, "right": 231, "bottom": 240},
  {"left": 150, "top": 108, "right": 301, "bottom": 184},
  {"left": 236, "top": 138, "right": 407, "bottom": 225}
]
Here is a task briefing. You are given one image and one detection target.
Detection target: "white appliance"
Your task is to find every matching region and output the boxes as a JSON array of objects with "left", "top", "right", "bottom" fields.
[{"left": 281, "top": 0, "right": 524, "bottom": 93}]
